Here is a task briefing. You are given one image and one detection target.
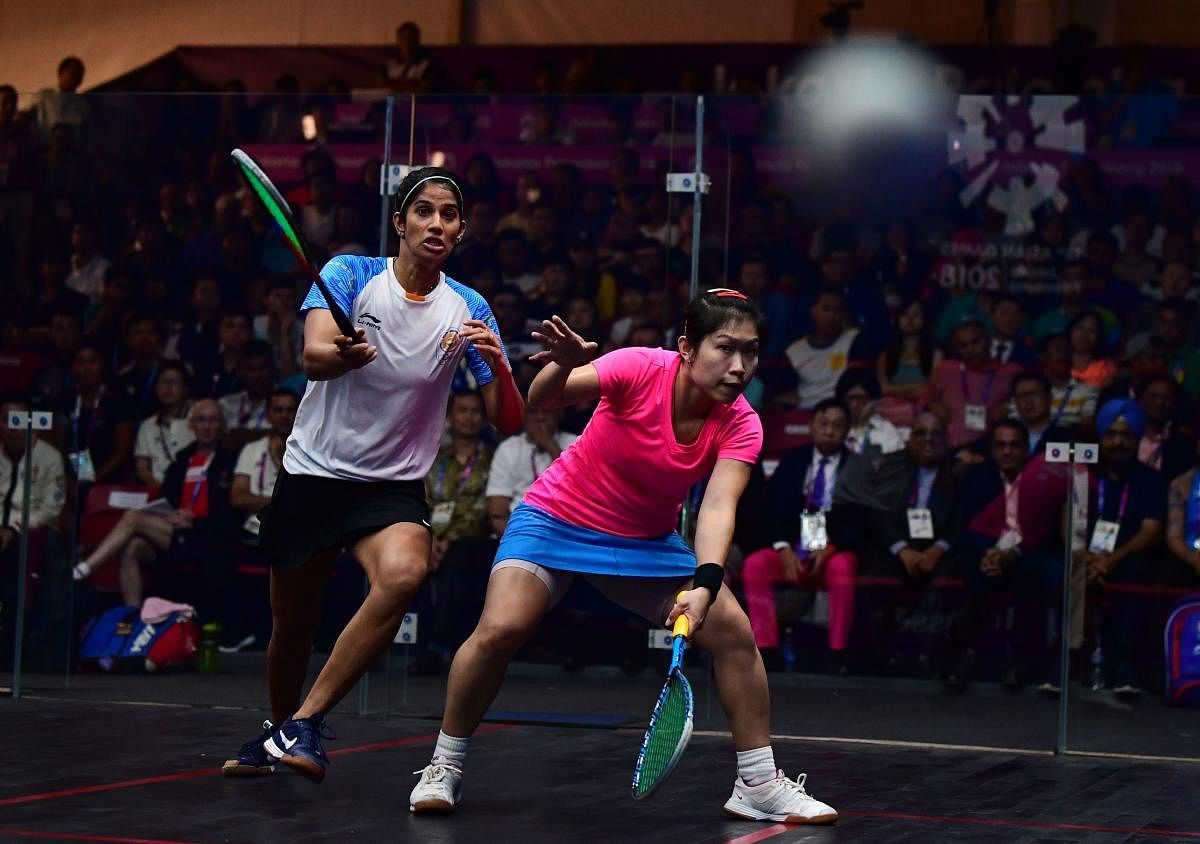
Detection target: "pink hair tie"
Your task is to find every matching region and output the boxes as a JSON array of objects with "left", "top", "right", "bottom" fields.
[{"left": 706, "top": 287, "right": 748, "bottom": 300}]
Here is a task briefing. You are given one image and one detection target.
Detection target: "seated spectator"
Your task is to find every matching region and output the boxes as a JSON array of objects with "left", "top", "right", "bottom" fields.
[
  {"left": 218, "top": 340, "right": 277, "bottom": 432},
  {"left": 495, "top": 228, "right": 540, "bottom": 295},
  {"left": 73, "top": 399, "right": 237, "bottom": 609},
  {"left": 300, "top": 174, "right": 337, "bottom": 255},
  {"left": 1136, "top": 374, "right": 1194, "bottom": 480},
  {"left": 29, "top": 309, "right": 81, "bottom": 414},
  {"left": 1009, "top": 371, "right": 1074, "bottom": 456},
  {"left": 497, "top": 175, "right": 541, "bottom": 240},
  {"left": 165, "top": 275, "right": 221, "bottom": 371},
  {"left": 18, "top": 253, "right": 87, "bottom": 329},
  {"left": 1084, "top": 229, "right": 1141, "bottom": 317},
  {"left": 836, "top": 368, "right": 904, "bottom": 455},
  {"left": 607, "top": 278, "right": 649, "bottom": 350},
  {"left": 412, "top": 391, "right": 496, "bottom": 674},
  {"left": 1111, "top": 210, "right": 1157, "bottom": 290},
  {"left": 1031, "top": 259, "right": 1118, "bottom": 345},
  {"left": 113, "top": 313, "right": 168, "bottom": 421},
  {"left": 1039, "top": 333, "right": 1099, "bottom": 432},
  {"left": 1130, "top": 259, "right": 1195, "bottom": 336},
  {"left": 1080, "top": 400, "right": 1167, "bottom": 701},
  {"left": 64, "top": 221, "right": 110, "bottom": 305},
  {"left": 783, "top": 290, "right": 869, "bottom": 410},
  {"left": 65, "top": 343, "right": 135, "bottom": 485},
  {"left": 866, "top": 412, "right": 958, "bottom": 672},
  {"left": 740, "top": 399, "right": 859, "bottom": 674},
  {"left": 943, "top": 421, "right": 1070, "bottom": 692},
  {"left": 1166, "top": 463, "right": 1200, "bottom": 579},
  {"left": 492, "top": 284, "right": 541, "bottom": 364},
  {"left": 486, "top": 403, "right": 578, "bottom": 537},
  {"left": 877, "top": 298, "right": 940, "bottom": 402},
  {"left": 193, "top": 308, "right": 252, "bottom": 398},
  {"left": 528, "top": 202, "right": 564, "bottom": 270},
  {"left": 1066, "top": 310, "right": 1116, "bottom": 390},
  {"left": 132, "top": 362, "right": 194, "bottom": 487},
  {"left": 230, "top": 388, "right": 298, "bottom": 540},
  {"left": 1153, "top": 298, "right": 1200, "bottom": 399},
  {"left": 253, "top": 277, "right": 304, "bottom": 381},
  {"left": 525, "top": 252, "right": 573, "bottom": 324},
  {"left": 928, "top": 320, "right": 1021, "bottom": 453},
  {"left": 988, "top": 293, "right": 1038, "bottom": 366},
  {"left": 0, "top": 394, "right": 66, "bottom": 663}
]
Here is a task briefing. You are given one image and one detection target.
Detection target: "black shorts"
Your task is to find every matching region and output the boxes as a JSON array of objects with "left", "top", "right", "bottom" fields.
[{"left": 258, "top": 468, "right": 430, "bottom": 570}]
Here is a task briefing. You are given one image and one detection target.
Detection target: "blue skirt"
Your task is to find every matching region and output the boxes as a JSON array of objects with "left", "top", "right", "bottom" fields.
[{"left": 494, "top": 503, "right": 696, "bottom": 578}]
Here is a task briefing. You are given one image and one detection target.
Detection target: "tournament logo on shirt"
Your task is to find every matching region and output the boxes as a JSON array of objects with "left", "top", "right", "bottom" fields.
[{"left": 436, "top": 327, "right": 462, "bottom": 367}]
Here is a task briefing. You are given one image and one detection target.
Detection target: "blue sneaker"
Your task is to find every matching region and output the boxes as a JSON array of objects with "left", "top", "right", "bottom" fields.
[
  {"left": 263, "top": 715, "right": 336, "bottom": 783},
  {"left": 222, "top": 720, "right": 276, "bottom": 777}
]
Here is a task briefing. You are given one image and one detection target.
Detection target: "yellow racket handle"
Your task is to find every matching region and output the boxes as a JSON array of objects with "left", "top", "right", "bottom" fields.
[{"left": 672, "top": 590, "right": 690, "bottom": 638}]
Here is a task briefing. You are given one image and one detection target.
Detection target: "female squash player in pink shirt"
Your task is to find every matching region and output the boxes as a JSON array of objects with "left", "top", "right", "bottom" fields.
[{"left": 410, "top": 289, "right": 838, "bottom": 825}]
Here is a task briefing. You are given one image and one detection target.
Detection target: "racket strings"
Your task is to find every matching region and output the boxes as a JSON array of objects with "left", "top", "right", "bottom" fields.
[{"left": 636, "top": 676, "right": 690, "bottom": 795}]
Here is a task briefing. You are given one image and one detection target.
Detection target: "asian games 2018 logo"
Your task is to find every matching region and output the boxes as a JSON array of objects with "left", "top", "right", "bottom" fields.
[
  {"left": 436, "top": 327, "right": 462, "bottom": 366},
  {"left": 948, "top": 95, "right": 1085, "bottom": 236}
]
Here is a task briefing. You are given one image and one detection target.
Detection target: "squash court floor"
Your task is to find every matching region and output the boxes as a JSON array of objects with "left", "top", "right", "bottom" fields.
[{"left": 2, "top": 657, "right": 1199, "bottom": 843}]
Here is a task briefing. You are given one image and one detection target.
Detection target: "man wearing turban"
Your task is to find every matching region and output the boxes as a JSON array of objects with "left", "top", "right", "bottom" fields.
[{"left": 1080, "top": 399, "right": 1167, "bottom": 702}]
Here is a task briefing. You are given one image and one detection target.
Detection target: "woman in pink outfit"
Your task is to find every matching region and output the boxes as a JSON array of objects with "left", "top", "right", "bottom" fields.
[{"left": 410, "top": 289, "right": 839, "bottom": 826}]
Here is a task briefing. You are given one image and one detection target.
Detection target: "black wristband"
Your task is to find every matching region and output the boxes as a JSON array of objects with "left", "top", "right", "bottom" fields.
[{"left": 691, "top": 563, "right": 725, "bottom": 603}]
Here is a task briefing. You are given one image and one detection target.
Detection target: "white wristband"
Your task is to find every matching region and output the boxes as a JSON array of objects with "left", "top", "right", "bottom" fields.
[{"left": 772, "top": 541, "right": 791, "bottom": 552}]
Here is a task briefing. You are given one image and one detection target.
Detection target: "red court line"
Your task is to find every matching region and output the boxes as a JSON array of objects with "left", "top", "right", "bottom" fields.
[
  {"left": 840, "top": 809, "right": 1200, "bottom": 838},
  {"left": 0, "top": 725, "right": 512, "bottom": 809},
  {"left": 722, "top": 824, "right": 790, "bottom": 844},
  {"left": 0, "top": 830, "right": 198, "bottom": 844}
]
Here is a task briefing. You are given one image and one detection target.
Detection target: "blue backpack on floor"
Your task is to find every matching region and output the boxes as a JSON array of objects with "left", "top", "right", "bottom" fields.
[{"left": 1164, "top": 594, "right": 1200, "bottom": 706}]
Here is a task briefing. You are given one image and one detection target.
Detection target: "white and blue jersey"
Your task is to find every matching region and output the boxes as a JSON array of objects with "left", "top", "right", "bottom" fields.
[{"left": 284, "top": 255, "right": 507, "bottom": 482}]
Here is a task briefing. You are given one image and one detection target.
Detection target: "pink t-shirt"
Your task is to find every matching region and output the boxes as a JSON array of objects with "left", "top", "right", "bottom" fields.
[{"left": 523, "top": 347, "right": 763, "bottom": 538}]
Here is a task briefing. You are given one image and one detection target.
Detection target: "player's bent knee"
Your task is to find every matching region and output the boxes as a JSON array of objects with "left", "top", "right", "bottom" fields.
[
  {"left": 369, "top": 557, "right": 427, "bottom": 602},
  {"left": 473, "top": 615, "right": 535, "bottom": 655}
]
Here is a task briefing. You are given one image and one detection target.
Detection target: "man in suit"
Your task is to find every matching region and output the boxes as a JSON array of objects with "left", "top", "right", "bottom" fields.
[
  {"left": 867, "top": 412, "right": 958, "bottom": 670},
  {"left": 740, "top": 398, "right": 859, "bottom": 673},
  {"left": 989, "top": 294, "right": 1039, "bottom": 367},
  {"left": 1010, "top": 371, "right": 1076, "bottom": 454},
  {"left": 944, "top": 420, "right": 1071, "bottom": 692}
]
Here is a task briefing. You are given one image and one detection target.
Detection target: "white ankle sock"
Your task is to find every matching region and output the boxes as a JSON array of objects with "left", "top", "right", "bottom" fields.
[
  {"left": 737, "top": 746, "right": 777, "bottom": 786},
  {"left": 432, "top": 731, "right": 469, "bottom": 770}
]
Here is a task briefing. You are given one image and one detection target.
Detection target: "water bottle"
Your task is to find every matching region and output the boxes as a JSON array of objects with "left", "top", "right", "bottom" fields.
[
  {"left": 1089, "top": 643, "right": 1104, "bottom": 691},
  {"left": 196, "top": 622, "right": 221, "bottom": 673},
  {"left": 781, "top": 626, "right": 797, "bottom": 673}
]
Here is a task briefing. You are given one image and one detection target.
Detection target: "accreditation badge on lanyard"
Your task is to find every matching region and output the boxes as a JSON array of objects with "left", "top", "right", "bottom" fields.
[
  {"left": 800, "top": 511, "right": 828, "bottom": 551},
  {"left": 430, "top": 501, "right": 455, "bottom": 529},
  {"left": 1089, "top": 480, "right": 1128, "bottom": 554},
  {"left": 70, "top": 449, "right": 96, "bottom": 482},
  {"left": 961, "top": 365, "right": 995, "bottom": 432},
  {"left": 907, "top": 508, "right": 934, "bottom": 539}
]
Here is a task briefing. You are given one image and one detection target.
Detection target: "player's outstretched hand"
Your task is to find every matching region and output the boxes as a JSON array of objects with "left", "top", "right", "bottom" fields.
[
  {"left": 334, "top": 327, "right": 377, "bottom": 370},
  {"left": 665, "top": 587, "right": 711, "bottom": 636},
  {"left": 530, "top": 315, "right": 598, "bottom": 369},
  {"left": 462, "top": 319, "right": 507, "bottom": 373}
]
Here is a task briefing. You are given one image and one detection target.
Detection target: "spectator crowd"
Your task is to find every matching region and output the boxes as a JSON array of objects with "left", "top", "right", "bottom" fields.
[{"left": 1, "top": 52, "right": 1199, "bottom": 705}]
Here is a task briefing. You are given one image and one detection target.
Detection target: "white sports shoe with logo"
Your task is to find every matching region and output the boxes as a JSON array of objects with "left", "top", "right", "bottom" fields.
[
  {"left": 409, "top": 763, "right": 463, "bottom": 813},
  {"left": 723, "top": 771, "right": 838, "bottom": 824}
]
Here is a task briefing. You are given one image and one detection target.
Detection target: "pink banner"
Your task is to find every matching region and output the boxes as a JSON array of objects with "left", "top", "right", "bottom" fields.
[{"left": 240, "top": 142, "right": 1200, "bottom": 196}]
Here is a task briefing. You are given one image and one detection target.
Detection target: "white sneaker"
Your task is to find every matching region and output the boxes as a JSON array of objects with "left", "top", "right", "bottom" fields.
[
  {"left": 409, "top": 763, "right": 463, "bottom": 814},
  {"left": 723, "top": 770, "right": 838, "bottom": 825}
]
